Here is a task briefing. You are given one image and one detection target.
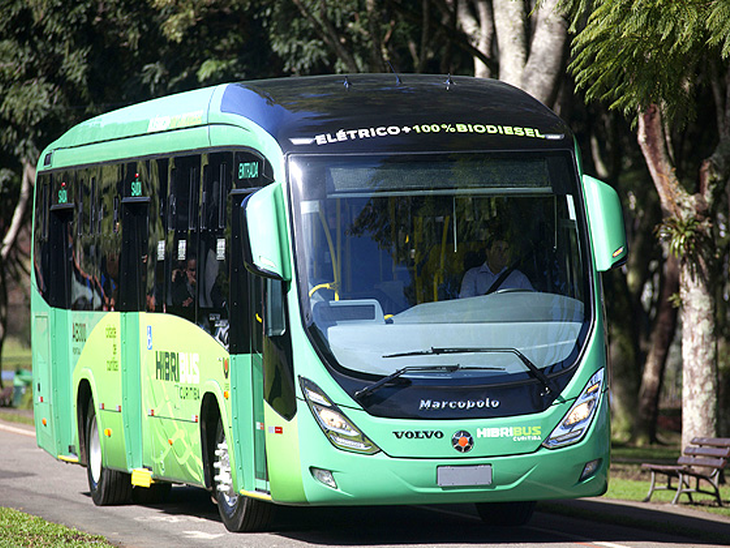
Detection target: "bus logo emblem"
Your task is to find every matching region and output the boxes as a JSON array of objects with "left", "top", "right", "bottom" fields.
[{"left": 452, "top": 430, "right": 474, "bottom": 453}]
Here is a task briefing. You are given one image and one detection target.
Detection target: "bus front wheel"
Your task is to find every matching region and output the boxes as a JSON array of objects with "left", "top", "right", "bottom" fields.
[
  {"left": 212, "top": 418, "right": 273, "bottom": 532},
  {"left": 85, "top": 401, "right": 132, "bottom": 505},
  {"left": 475, "top": 501, "right": 535, "bottom": 527}
]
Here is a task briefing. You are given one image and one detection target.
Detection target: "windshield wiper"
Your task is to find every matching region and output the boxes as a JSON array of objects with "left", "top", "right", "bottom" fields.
[
  {"left": 354, "top": 365, "right": 460, "bottom": 400},
  {"left": 383, "top": 346, "right": 558, "bottom": 396},
  {"left": 353, "top": 364, "right": 506, "bottom": 400}
]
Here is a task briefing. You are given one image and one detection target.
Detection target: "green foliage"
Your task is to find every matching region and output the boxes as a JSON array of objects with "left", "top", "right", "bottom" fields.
[
  {"left": 656, "top": 215, "right": 709, "bottom": 261},
  {"left": 149, "top": 0, "right": 281, "bottom": 88},
  {"left": 265, "top": 1, "right": 339, "bottom": 74},
  {"left": 263, "top": 0, "right": 454, "bottom": 75},
  {"left": 0, "top": 0, "right": 164, "bottom": 160},
  {"left": 0, "top": 507, "right": 116, "bottom": 547},
  {"left": 568, "top": 0, "right": 729, "bottom": 126},
  {"left": 707, "top": 0, "right": 730, "bottom": 58},
  {"left": 0, "top": 1, "right": 87, "bottom": 158}
]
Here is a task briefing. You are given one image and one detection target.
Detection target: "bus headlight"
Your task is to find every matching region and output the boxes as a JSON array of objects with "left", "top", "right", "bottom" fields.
[
  {"left": 542, "top": 368, "right": 604, "bottom": 449},
  {"left": 300, "top": 377, "right": 380, "bottom": 455}
]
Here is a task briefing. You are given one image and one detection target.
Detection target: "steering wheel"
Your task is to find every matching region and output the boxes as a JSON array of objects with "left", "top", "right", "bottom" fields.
[{"left": 492, "top": 287, "right": 530, "bottom": 295}]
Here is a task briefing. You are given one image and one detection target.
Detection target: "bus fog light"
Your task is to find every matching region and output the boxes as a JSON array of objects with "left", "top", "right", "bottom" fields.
[
  {"left": 311, "top": 467, "right": 337, "bottom": 489},
  {"left": 580, "top": 459, "right": 602, "bottom": 481}
]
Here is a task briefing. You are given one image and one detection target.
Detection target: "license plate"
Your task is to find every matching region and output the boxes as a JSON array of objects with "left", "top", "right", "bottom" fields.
[{"left": 437, "top": 465, "right": 493, "bottom": 487}]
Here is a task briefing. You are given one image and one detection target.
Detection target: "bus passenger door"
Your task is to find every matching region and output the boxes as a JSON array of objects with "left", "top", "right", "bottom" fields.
[
  {"left": 251, "top": 276, "right": 267, "bottom": 486},
  {"left": 229, "top": 188, "right": 268, "bottom": 494},
  {"left": 119, "top": 196, "right": 150, "bottom": 471},
  {"left": 35, "top": 203, "right": 74, "bottom": 456}
]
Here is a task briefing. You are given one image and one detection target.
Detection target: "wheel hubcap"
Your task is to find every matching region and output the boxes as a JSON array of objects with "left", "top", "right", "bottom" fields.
[
  {"left": 89, "top": 414, "right": 102, "bottom": 485},
  {"left": 213, "top": 438, "right": 238, "bottom": 509}
]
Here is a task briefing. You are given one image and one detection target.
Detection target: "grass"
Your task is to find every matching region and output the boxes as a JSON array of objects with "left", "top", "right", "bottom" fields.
[
  {"left": 612, "top": 442, "right": 681, "bottom": 463},
  {"left": 0, "top": 508, "right": 116, "bottom": 548},
  {"left": 606, "top": 477, "right": 730, "bottom": 517},
  {"left": 0, "top": 409, "right": 34, "bottom": 425},
  {"left": 1, "top": 337, "right": 32, "bottom": 371},
  {"left": 0, "top": 338, "right": 33, "bottom": 423}
]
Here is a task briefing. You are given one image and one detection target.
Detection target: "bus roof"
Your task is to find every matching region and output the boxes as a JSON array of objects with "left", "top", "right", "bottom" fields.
[{"left": 44, "top": 74, "right": 573, "bottom": 162}]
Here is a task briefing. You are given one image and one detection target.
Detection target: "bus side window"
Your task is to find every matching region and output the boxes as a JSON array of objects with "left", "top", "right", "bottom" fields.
[
  {"left": 48, "top": 171, "right": 75, "bottom": 310},
  {"left": 265, "top": 279, "right": 285, "bottom": 337},
  {"left": 99, "top": 164, "right": 122, "bottom": 311},
  {"left": 198, "top": 152, "right": 232, "bottom": 347},
  {"left": 251, "top": 276, "right": 264, "bottom": 354},
  {"left": 118, "top": 163, "right": 150, "bottom": 312},
  {"left": 229, "top": 190, "right": 251, "bottom": 354},
  {"left": 34, "top": 174, "right": 50, "bottom": 301},
  {"left": 147, "top": 158, "right": 168, "bottom": 313},
  {"left": 75, "top": 168, "right": 102, "bottom": 311},
  {"left": 168, "top": 155, "right": 200, "bottom": 322}
]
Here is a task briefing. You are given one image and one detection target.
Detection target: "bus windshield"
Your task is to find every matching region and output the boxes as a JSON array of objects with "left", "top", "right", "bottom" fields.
[{"left": 290, "top": 152, "right": 590, "bottom": 383}]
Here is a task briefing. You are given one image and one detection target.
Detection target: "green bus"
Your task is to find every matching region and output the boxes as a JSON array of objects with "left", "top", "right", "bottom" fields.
[{"left": 31, "top": 74, "right": 627, "bottom": 531}]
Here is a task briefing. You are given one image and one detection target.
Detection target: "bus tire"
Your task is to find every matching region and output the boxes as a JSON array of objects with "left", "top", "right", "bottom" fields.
[
  {"left": 85, "top": 401, "right": 132, "bottom": 506},
  {"left": 475, "top": 501, "right": 535, "bottom": 527},
  {"left": 212, "top": 418, "right": 273, "bottom": 532}
]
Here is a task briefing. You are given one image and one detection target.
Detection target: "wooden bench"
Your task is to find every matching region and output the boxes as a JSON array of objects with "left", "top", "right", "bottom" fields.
[{"left": 642, "top": 437, "right": 730, "bottom": 506}]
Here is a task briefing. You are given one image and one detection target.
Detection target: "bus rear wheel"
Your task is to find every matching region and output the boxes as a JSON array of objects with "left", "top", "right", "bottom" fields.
[
  {"left": 212, "top": 418, "right": 273, "bottom": 532},
  {"left": 85, "top": 401, "right": 132, "bottom": 505},
  {"left": 475, "top": 501, "right": 535, "bottom": 527}
]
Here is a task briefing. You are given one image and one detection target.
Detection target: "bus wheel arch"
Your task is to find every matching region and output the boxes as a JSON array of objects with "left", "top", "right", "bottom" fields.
[{"left": 84, "top": 399, "right": 132, "bottom": 505}]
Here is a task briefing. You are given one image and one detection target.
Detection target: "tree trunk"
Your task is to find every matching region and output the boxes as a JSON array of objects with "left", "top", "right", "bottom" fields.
[
  {"left": 679, "top": 256, "right": 718, "bottom": 449},
  {"left": 635, "top": 254, "right": 679, "bottom": 444},
  {"left": 491, "top": 0, "right": 526, "bottom": 87},
  {"left": 520, "top": 0, "right": 568, "bottom": 106},
  {"left": 455, "top": 0, "right": 567, "bottom": 108},
  {"left": 638, "top": 104, "right": 724, "bottom": 449},
  {"left": 454, "top": 0, "right": 494, "bottom": 78}
]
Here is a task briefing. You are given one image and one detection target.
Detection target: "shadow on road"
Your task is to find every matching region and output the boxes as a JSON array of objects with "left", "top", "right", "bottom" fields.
[
  {"left": 92, "top": 482, "right": 730, "bottom": 546},
  {"left": 542, "top": 498, "right": 730, "bottom": 546}
]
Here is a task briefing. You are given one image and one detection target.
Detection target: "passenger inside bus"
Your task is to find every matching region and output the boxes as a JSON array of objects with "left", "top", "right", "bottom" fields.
[
  {"left": 171, "top": 256, "right": 197, "bottom": 309},
  {"left": 459, "top": 226, "right": 533, "bottom": 298}
]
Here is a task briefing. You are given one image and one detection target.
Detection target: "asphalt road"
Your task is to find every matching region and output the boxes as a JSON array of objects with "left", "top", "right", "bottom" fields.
[{"left": 1, "top": 420, "right": 728, "bottom": 548}]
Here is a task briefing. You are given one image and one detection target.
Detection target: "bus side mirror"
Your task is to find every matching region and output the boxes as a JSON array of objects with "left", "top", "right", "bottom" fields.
[
  {"left": 241, "top": 184, "right": 291, "bottom": 281},
  {"left": 582, "top": 175, "right": 628, "bottom": 272}
]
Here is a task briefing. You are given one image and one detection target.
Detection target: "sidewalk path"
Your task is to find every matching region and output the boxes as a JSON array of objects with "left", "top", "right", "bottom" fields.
[{"left": 544, "top": 496, "right": 730, "bottom": 545}]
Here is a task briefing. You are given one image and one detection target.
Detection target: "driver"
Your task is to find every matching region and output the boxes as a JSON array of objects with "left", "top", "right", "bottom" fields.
[{"left": 459, "top": 227, "right": 533, "bottom": 298}]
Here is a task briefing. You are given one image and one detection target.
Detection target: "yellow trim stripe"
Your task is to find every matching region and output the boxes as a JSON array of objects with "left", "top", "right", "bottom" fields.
[{"left": 240, "top": 489, "right": 272, "bottom": 501}]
